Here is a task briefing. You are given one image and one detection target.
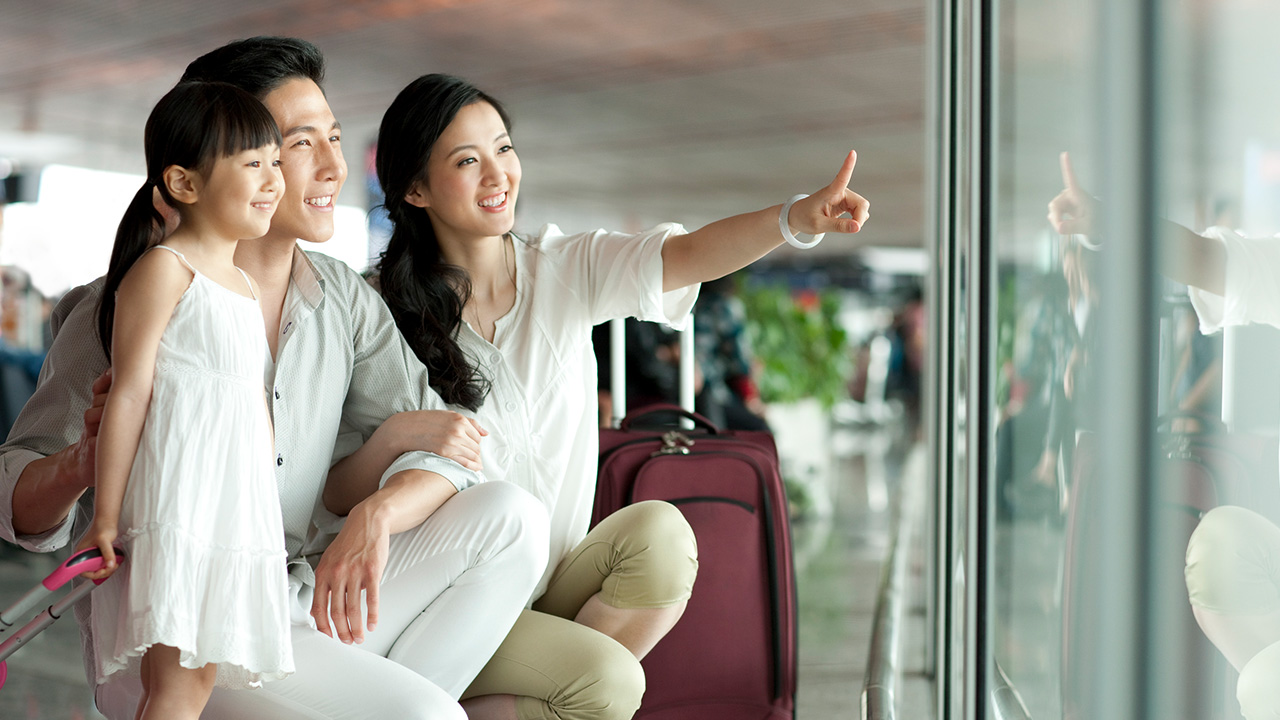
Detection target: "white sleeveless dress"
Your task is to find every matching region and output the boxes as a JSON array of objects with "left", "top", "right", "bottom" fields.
[{"left": 90, "top": 245, "right": 294, "bottom": 689}]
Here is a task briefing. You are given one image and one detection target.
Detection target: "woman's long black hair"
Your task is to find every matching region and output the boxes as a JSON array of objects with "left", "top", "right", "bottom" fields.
[
  {"left": 374, "top": 74, "right": 513, "bottom": 411},
  {"left": 96, "top": 81, "right": 282, "bottom": 359}
]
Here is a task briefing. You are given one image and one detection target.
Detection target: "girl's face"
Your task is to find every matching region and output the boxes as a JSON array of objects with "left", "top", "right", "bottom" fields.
[
  {"left": 409, "top": 101, "right": 520, "bottom": 243},
  {"left": 194, "top": 144, "right": 283, "bottom": 241}
]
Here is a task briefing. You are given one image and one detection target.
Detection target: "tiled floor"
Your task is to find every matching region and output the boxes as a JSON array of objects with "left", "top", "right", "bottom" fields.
[
  {"left": 0, "top": 430, "right": 921, "bottom": 719},
  {"left": 794, "top": 435, "right": 897, "bottom": 719}
]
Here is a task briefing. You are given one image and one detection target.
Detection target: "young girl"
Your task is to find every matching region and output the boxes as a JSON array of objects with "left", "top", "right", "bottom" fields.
[
  {"left": 352, "top": 73, "right": 868, "bottom": 719},
  {"left": 74, "top": 80, "right": 293, "bottom": 719}
]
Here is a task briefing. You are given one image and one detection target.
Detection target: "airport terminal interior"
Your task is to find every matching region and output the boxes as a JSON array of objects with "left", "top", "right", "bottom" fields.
[{"left": 3, "top": 1, "right": 1280, "bottom": 719}]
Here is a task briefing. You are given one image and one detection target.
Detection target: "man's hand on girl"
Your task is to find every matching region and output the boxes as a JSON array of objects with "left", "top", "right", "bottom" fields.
[{"left": 68, "top": 368, "right": 112, "bottom": 491}]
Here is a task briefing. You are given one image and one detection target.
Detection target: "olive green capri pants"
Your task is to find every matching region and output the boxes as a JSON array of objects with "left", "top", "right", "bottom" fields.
[
  {"left": 1185, "top": 505, "right": 1280, "bottom": 720},
  {"left": 463, "top": 500, "right": 699, "bottom": 720}
]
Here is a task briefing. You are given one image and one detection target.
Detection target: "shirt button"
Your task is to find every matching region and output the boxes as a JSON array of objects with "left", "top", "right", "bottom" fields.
[
  {"left": 514, "top": 453, "right": 527, "bottom": 464},
  {"left": 276, "top": 454, "right": 284, "bottom": 467},
  {"left": 274, "top": 387, "right": 280, "bottom": 400},
  {"left": 490, "top": 353, "right": 501, "bottom": 364},
  {"left": 505, "top": 401, "right": 517, "bottom": 412}
]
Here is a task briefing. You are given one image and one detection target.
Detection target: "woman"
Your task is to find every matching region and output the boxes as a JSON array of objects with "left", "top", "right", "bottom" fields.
[{"left": 352, "top": 73, "right": 868, "bottom": 720}]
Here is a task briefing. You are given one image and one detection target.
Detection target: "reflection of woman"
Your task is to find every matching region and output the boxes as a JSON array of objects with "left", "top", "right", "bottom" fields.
[
  {"left": 352, "top": 73, "right": 870, "bottom": 719},
  {"left": 1049, "top": 151, "right": 1279, "bottom": 720}
]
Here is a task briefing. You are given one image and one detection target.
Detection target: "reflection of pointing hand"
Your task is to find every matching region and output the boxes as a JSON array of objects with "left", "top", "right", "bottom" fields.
[{"left": 1047, "top": 151, "right": 1095, "bottom": 236}]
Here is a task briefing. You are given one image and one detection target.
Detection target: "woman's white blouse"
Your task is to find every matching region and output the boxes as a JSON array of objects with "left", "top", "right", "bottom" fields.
[
  {"left": 458, "top": 222, "right": 699, "bottom": 600},
  {"left": 1188, "top": 226, "right": 1280, "bottom": 333}
]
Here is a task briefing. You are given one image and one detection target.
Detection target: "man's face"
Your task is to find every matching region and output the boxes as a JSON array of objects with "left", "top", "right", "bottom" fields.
[{"left": 259, "top": 78, "right": 346, "bottom": 243}]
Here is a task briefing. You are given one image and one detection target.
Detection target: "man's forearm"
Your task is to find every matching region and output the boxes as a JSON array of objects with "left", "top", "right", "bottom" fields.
[
  {"left": 357, "top": 469, "right": 458, "bottom": 536},
  {"left": 11, "top": 445, "right": 90, "bottom": 536},
  {"left": 324, "top": 427, "right": 401, "bottom": 518}
]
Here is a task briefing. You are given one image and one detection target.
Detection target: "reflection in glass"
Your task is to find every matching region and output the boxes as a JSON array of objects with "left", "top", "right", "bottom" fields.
[
  {"left": 984, "top": 0, "right": 1100, "bottom": 716},
  {"left": 981, "top": 2, "right": 1280, "bottom": 718}
]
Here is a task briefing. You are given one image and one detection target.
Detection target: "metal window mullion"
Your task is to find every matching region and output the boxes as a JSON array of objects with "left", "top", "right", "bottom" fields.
[
  {"left": 1085, "top": 0, "right": 1162, "bottom": 719},
  {"left": 943, "top": 0, "right": 974, "bottom": 714},
  {"left": 969, "top": 0, "right": 999, "bottom": 716},
  {"left": 928, "top": 0, "right": 958, "bottom": 715},
  {"left": 926, "top": 0, "right": 955, "bottom": 715},
  {"left": 963, "top": 0, "right": 991, "bottom": 715}
]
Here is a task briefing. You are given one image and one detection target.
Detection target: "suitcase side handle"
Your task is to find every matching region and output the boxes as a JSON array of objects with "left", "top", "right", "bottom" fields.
[{"left": 620, "top": 404, "right": 721, "bottom": 434}]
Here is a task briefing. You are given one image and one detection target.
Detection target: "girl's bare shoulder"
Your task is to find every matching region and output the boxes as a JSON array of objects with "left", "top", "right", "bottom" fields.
[{"left": 118, "top": 247, "right": 195, "bottom": 303}]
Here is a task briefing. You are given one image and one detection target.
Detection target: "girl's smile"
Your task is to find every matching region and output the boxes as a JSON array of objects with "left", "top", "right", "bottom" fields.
[{"left": 195, "top": 145, "right": 283, "bottom": 242}]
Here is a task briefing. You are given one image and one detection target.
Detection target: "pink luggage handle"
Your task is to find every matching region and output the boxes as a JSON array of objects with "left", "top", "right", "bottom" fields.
[{"left": 0, "top": 546, "right": 126, "bottom": 690}]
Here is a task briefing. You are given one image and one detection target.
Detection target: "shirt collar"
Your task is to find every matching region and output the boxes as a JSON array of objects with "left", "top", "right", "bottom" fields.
[{"left": 289, "top": 244, "right": 325, "bottom": 309}]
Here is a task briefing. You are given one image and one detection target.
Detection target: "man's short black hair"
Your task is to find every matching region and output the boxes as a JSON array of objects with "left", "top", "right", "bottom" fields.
[{"left": 180, "top": 36, "right": 325, "bottom": 99}]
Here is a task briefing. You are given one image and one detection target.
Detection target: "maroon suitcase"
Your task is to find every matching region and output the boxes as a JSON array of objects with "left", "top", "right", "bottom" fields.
[{"left": 594, "top": 404, "right": 797, "bottom": 720}]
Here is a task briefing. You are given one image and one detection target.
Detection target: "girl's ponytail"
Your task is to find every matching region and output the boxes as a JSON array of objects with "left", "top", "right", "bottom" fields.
[{"left": 97, "top": 182, "right": 164, "bottom": 359}]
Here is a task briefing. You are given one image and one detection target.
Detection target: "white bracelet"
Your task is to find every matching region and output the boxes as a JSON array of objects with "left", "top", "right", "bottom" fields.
[
  {"left": 1075, "top": 233, "right": 1104, "bottom": 250},
  {"left": 779, "top": 194, "right": 825, "bottom": 249}
]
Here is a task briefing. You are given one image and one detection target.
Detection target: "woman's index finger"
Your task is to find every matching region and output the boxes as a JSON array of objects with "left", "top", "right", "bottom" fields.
[
  {"left": 1060, "top": 151, "right": 1081, "bottom": 191},
  {"left": 831, "top": 149, "right": 858, "bottom": 190}
]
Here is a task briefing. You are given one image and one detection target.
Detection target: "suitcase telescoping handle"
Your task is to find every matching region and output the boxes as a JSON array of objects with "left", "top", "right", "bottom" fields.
[
  {"left": 608, "top": 317, "right": 696, "bottom": 428},
  {"left": 0, "top": 546, "right": 127, "bottom": 690}
]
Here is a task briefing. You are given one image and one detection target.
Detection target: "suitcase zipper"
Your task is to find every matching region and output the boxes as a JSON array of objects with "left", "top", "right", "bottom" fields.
[{"left": 667, "top": 496, "right": 756, "bottom": 514}]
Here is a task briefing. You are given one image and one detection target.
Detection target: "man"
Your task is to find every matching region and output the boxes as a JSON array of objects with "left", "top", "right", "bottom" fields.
[{"left": 0, "top": 37, "right": 547, "bottom": 719}]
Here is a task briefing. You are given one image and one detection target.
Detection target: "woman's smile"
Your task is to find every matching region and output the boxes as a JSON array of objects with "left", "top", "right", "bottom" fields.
[{"left": 478, "top": 191, "right": 508, "bottom": 211}]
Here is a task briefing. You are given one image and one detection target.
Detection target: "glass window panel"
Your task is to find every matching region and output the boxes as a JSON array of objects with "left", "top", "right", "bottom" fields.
[
  {"left": 983, "top": 0, "right": 1102, "bottom": 717},
  {"left": 976, "top": 1, "right": 1280, "bottom": 719}
]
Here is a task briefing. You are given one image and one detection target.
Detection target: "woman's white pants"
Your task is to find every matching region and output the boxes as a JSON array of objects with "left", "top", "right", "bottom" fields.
[{"left": 93, "top": 481, "right": 549, "bottom": 719}]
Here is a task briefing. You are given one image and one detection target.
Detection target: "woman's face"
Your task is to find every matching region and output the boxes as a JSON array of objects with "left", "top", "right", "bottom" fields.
[{"left": 407, "top": 101, "right": 520, "bottom": 243}]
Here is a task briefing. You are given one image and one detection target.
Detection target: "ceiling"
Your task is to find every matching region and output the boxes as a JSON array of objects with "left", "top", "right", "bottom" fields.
[{"left": 0, "top": 0, "right": 928, "bottom": 257}]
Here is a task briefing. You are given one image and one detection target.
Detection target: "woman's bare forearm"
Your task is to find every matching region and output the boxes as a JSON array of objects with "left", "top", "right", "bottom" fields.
[
  {"left": 661, "top": 150, "right": 868, "bottom": 291},
  {"left": 661, "top": 207, "right": 785, "bottom": 292},
  {"left": 1162, "top": 220, "right": 1226, "bottom": 296}
]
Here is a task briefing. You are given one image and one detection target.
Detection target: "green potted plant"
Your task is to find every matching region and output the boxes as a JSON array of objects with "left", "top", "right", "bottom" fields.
[
  {"left": 739, "top": 282, "right": 852, "bottom": 408},
  {"left": 739, "top": 281, "right": 852, "bottom": 519}
]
